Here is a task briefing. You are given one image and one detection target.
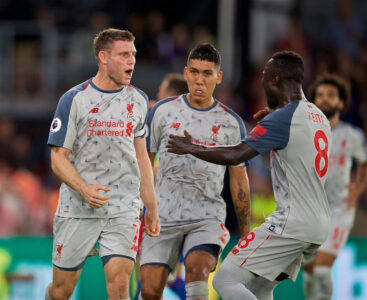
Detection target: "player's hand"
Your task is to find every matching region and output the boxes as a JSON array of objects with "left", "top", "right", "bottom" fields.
[
  {"left": 144, "top": 207, "right": 160, "bottom": 237},
  {"left": 344, "top": 183, "right": 359, "bottom": 210},
  {"left": 80, "top": 183, "right": 110, "bottom": 208},
  {"left": 167, "top": 130, "right": 193, "bottom": 155},
  {"left": 253, "top": 107, "right": 271, "bottom": 123}
]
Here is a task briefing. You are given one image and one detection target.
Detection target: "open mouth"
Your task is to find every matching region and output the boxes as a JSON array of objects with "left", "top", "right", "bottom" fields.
[
  {"left": 125, "top": 69, "right": 133, "bottom": 77},
  {"left": 194, "top": 90, "right": 204, "bottom": 96}
]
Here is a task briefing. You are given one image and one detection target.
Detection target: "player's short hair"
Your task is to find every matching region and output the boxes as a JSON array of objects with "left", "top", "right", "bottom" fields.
[
  {"left": 163, "top": 73, "right": 188, "bottom": 95},
  {"left": 93, "top": 28, "right": 135, "bottom": 61},
  {"left": 187, "top": 43, "right": 221, "bottom": 69},
  {"left": 271, "top": 51, "right": 304, "bottom": 83},
  {"left": 308, "top": 73, "right": 351, "bottom": 112}
]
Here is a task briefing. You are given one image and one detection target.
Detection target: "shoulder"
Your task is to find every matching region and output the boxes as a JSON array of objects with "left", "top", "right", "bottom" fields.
[
  {"left": 216, "top": 101, "right": 246, "bottom": 134},
  {"left": 59, "top": 80, "right": 90, "bottom": 106},
  {"left": 150, "top": 95, "right": 181, "bottom": 117},
  {"left": 261, "top": 101, "right": 300, "bottom": 127},
  {"left": 129, "top": 85, "right": 149, "bottom": 108}
]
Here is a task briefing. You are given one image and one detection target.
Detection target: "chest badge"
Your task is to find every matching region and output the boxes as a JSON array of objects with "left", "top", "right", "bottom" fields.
[
  {"left": 127, "top": 103, "right": 134, "bottom": 118},
  {"left": 210, "top": 125, "right": 221, "bottom": 141}
]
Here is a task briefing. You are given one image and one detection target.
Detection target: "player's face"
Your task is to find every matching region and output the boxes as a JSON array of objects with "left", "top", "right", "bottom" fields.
[
  {"left": 261, "top": 60, "right": 279, "bottom": 109},
  {"left": 104, "top": 40, "right": 136, "bottom": 87},
  {"left": 184, "top": 59, "right": 222, "bottom": 104},
  {"left": 314, "top": 84, "right": 343, "bottom": 118}
]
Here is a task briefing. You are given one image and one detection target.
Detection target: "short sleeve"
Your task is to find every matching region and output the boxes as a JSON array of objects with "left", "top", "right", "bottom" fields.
[
  {"left": 133, "top": 87, "right": 149, "bottom": 138},
  {"left": 47, "top": 91, "right": 78, "bottom": 150},
  {"left": 244, "top": 102, "right": 299, "bottom": 155}
]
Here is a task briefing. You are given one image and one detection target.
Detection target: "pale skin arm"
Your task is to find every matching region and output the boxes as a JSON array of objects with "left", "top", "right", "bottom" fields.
[
  {"left": 345, "top": 161, "right": 367, "bottom": 209},
  {"left": 229, "top": 166, "right": 251, "bottom": 238},
  {"left": 148, "top": 152, "right": 158, "bottom": 182},
  {"left": 50, "top": 146, "right": 110, "bottom": 208},
  {"left": 135, "top": 138, "right": 160, "bottom": 237}
]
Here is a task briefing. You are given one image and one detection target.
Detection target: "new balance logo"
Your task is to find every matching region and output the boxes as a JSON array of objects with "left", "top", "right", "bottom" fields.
[
  {"left": 170, "top": 122, "right": 181, "bottom": 129},
  {"left": 90, "top": 108, "right": 99, "bottom": 113},
  {"left": 248, "top": 125, "right": 267, "bottom": 141}
]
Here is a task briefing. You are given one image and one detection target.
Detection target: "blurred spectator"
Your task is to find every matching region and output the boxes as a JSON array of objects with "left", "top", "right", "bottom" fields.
[
  {"left": 325, "top": 0, "right": 365, "bottom": 59},
  {"left": 0, "top": 145, "right": 28, "bottom": 236}
]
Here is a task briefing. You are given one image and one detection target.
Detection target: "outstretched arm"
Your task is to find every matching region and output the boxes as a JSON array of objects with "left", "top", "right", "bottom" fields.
[{"left": 167, "top": 130, "right": 259, "bottom": 165}]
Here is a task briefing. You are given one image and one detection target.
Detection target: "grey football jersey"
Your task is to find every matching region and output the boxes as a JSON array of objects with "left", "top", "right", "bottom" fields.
[
  {"left": 245, "top": 100, "right": 331, "bottom": 244},
  {"left": 147, "top": 95, "right": 247, "bottom": 224},
  {"left": 325, "top": 121, "right": 366, "bottom": 214},
  {"left": 48, "top": 79, "right": 148, "bottom": 218}
]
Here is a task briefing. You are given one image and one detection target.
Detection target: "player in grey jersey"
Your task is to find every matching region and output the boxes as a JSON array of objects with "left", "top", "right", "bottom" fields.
[
  {"left": 303, "top": 73, "right": 367, "bottom": 300},
  {"left": 45, "top": 28, "right": 160, "bottom": 300},
  {"left": 139, "top": 44, "right": 251, "bottom": 300},
  {"left": 168, "top": 51, "right": 331, "bottom": 300}
]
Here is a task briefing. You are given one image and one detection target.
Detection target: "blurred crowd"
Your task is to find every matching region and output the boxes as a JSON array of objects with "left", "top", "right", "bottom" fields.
[{"left": 0, "top": 0, "right": 367, "bottom": 236}]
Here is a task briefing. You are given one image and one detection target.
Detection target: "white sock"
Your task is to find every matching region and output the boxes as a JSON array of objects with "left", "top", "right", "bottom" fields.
[
  {"left": 185, "top": 281, "right": 209, "bottom": 300},
  {"left": 303, "top": 271, "right": 316, "bottom": 300},
  {"left": 314, "top": 266, "right": 332, "bottom": 300}
]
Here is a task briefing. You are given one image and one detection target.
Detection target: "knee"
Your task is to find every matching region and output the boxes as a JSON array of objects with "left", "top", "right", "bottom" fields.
[
  {"left": 140, "top": 283, "right": 163, "bottom": 300},
  {"left": 106, "top": 274, "right": 130, "bottom": 293},
  {"left": 186, "top": 263, "right": 211, "bottom": 281},
  {"left": 50, "top": 282, "right": 75, "bottom": 300}
]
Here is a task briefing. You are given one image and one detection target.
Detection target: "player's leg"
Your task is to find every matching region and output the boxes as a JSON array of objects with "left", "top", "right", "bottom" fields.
[
  {"left": 139, "top": 224, "right": 183, "bottom": 300},
  {"left": 182, "top": 220, "right": 230, "bottom": 300},
  {"left": 99, "top": 217, "right": 142, "bottom": 299},
  {"left": 184, "top": 246, "right": 218, "bottom": 300},
  {"left": 302, "top": 259, "right": 317, "bottom": 300},
  {"left": 46, "top": 217, "right": 100, "bottom": 300},
  {"left": 311, "top": 224, "right": 349, "bottom": 300},
  {"left": 140, "top": 264, "right": 169, "bottom": 300},
  {"left": 312, "top": 251, "right": 336, "bottom": 300},
  {"left": 46, "top": 267, "right": 82, "bottom": 300},
  {"left": 103, "top": 256, "right": 135, "bottom": 299}
]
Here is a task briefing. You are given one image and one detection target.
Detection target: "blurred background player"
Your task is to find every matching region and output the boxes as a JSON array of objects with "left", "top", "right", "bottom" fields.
[
  {"left": 140, "top": 43, "right": 250, "bottom": 300},
  {"left": 303, "top": 73, "right": 367, "bottom": 300},
  {"left": 46, "top": 28, "right": 160, "bottom": 300},
  {"left": 168, "top": 51, "right": 332, "bottom": 300}
]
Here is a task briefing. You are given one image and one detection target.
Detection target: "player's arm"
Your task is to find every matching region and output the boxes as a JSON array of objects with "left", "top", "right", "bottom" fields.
[
  {"left": 229, "top": 166, "right": 251, "bottom": 237},
  {"left": 346, "top": 161, "right": 367, "bottom": 209},
  {"left": 134, "top": 137, "right": 160, "bottom": 237},
  {"left": 50, "top": 146, "right": 110, "bottom": 208},
  {"left": 167, "top": 130, "right": 259, "bottom": 165}
]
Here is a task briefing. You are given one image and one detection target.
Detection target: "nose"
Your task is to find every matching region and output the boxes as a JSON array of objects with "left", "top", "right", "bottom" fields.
[
  {"left": 196, "top": 73, "right": 204, "bottom": 84},
  {"left": 128, "top": 54, "right": 135, "bottom": 65}
]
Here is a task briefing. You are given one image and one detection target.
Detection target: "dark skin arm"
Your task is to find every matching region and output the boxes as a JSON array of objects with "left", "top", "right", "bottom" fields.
[{"left": 167, "top": 130, "right": 259, "bottom": 165}]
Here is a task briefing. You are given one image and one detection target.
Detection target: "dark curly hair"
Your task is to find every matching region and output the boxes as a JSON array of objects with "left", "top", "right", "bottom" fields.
[{"left": 308, "top": 73, "right": 351, "bottom": 113}]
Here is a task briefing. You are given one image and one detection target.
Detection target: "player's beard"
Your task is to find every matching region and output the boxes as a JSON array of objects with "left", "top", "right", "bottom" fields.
[{"left": 321, "top": 105, "right": 339, "bottom": 118}]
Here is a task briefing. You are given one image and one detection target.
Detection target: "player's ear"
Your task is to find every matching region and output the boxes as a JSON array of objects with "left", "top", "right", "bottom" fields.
[
  {"left": 216, "top": 71, "right": 223, "bottom": 84},
  {"left": 98, "top": 50, "right": 108, "bottom": 65},
  {"left": 272, "top": 74, "right": 280, "bottom": 86}
]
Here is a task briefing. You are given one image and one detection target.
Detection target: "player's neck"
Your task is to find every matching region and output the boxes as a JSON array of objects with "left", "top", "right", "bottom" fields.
[
  {"left": 92, "top": 72, "right": 125, "bottom": 91},
  {"left": 187, "top": 93, "right": 214, "bottom": 109},
  {"left": 328, "top": 114, "right": 340, "bottom": 128}
]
